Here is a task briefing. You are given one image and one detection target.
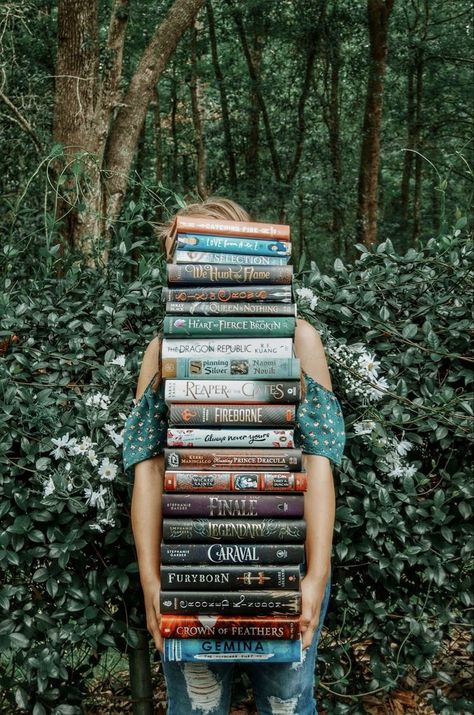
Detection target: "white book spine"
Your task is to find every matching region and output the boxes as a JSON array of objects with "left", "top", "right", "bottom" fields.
[
  {"left": 167, "top": 429, "right": 295, "bottom": 448},
  {"left": 161, "top": 338, "right": 294, "bottom": 358}
]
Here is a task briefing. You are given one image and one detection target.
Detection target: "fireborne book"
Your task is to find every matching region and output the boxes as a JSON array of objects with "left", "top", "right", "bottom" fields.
[{"left": 168, "top": 404, "right": 296, "bottom": 427}]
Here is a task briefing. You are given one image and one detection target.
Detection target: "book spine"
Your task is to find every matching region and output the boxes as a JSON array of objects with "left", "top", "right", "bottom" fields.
[
  {"left": 162, "top": 286, "right": 293, "bottom": 303},
  {"left": 168, "top": 404, "right": 296, "bottom": 427},
  {"left": 162, "top": 494, "right": 304, "bottom": 518},
  {"left": 160, "top": 565, "right": 301, "bottom": 591},
  {"left": 162, "top": 638, "right": 302, "bottom": 662},
  {"left": 176, "top": 234, "right": 292, "bottom": 257},
  {"left": 160, "top": 590, "right": 302, "bottom": 615},
  {"left": 174, "top": 251, "right": 289, "bottom": 266},
  {"left": 163, "top": 316, "right": 295, "bottom": 338},
  {"left": 162, "top": 518, "right": 306, "bottom": 542},
  {"left": 160, "top": 614, "right": 301, "bottom": 640},
  {"left": 163, "top": 472, "right": 308, "bottom": 492},
  {"left": 175, "top": 216, "right": 290, "bottom": 241},
  {"left": 166, "top": 428, "right": 294, "bottom": 449},
  {"left": 164, "top": 448, "right": 302, "bottom": 471},
  {"left": 162, "top": 356, "right": 301, "bottom": 380},
  {"left": 164, "top": 380, "right": 301, "bottom": 404},
  {"left": 160, "top": 543, "right": 305, "bottom": 565},
  {"left": 165, "top": 302, "right": 297, "bottom": 317},
  {"left": 167, "top": 264, "right": 293, "bottom": 286},
  {"left": 161, "top": 338, "right": 294, "bottom": 358}
]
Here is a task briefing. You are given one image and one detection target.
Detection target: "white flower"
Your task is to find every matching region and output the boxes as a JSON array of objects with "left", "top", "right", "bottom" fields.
[
  {"left": 404, "top": 464, "right": 417, "bottom": 478},
  {"left": 66, "top": 438, "right": 78, "bottom": 456},
  {"left": 71, "top": 436, "right": 96, "bottom": 456},
  {"left": 109, "top": 354, "right": 126, "bottom": 368},
  {"left": 98, "top": 458, "right": 118, "bottom": 481},
  {"left": 84, "top": 485, "right": 107, "bottom": 509},
  {"left": 396, "top": 439, "right": 413, "bottom": 457},
  {"left": 87, "top": 449, "right": 98, "bottom": 466},
  {"left": 367, "top": 376, "right": 389, "bottom": 401},
  {"left": 296, "top": 287, "right": 318, "bottom": 310},
  {"left": 358, "top": 352, "right": 381, "bottom": 379},
  {"left": 354, "top": 420, "right": 377, "bottom": 435},
  {"left": 50, "top": 433, "right": 71, "bottom": 460},
  {"left": 43, "top": 477, "right": 56, "bottom": 497},
  {"left": 89, "top": 523, "right": 104, "bottom": 532},
  {"left": 86, "top": 392, "right": 111, "bottom": 410},
  {"left": 65, "top": 462, "right": 71, "bottom": 472},
  {"left": 104, "top": 423, "right": 124, "bottom": 447},
  {"left": 388, "top": 462, "right": 405, "bottom": 478}
]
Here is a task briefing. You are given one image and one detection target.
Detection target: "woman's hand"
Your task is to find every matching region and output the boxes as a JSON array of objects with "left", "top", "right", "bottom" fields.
[
  {"left": 141, "top": 577, "right": 163, "bottom": 652},
  {"left": 299, "top": 573, "right": 328, "bottom": 649}
]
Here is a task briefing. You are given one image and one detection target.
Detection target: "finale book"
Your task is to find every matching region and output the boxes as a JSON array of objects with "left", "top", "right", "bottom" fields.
[
  {"left": 162, "top": 356, "right": 301, "bottom": 380},
  {"left": 164, "top": 380, "right": 300, "bottom": 404},
  {"left": 163, "top": 471, "right": 307, "bottom": 492},
  {"left": 161, "top": 493, "right": 304, "bottom": 518},
  {"left": 160, "top": 565, "right": 301, "bottom": 591},
  {"left": 162, "top": 518, "right": 306, "bottom": 543},
  {"left": 161, "top": 337, "right": 294, "bottom": 358},
  {"left": 168, "top": 404, "right": 296, "bottom": 427},
  {"left": 162, "top": 638, "right": 301, "bottom": 663},
  {"left": 160, "top": 543, "right": 305, "bottom": 565},
  {"left": 167, "top": 264, "right": 293, "bottom": 286},
  {"left": 160, "top": 614, "right": 301, "bottom": 640},
  {"left": 160, "top": 590, "right": 301, "bottom": 615},
  {"left": 165, "top": 302, "right": 297, "bottom": 317},
  {"left": 162, "top": 285, "right": 293, "bottom": 303},
  {"left": 163, "top": 315, "right": 296, "bottom": 338}
]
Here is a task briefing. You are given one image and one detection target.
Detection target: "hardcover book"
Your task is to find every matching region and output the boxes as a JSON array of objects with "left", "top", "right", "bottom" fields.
[
  {"left": 160, "top": 614, "right": 301, "bottom": 640},
  {"left": 176, "top": 233, "right": 292, "bottom": 256},
  {"left": 162, "top": 638, "right": 302, "bottom": 663},
  {"left": 164, "top": 380, "right": 301, "bottom": 404},
  {"left": 166, "top": 264, "right": 293, "bottom": 286},
  {"left": 160, "top": 565, "right": 301, "bottom": 591},
  {"left": 162, "top": 356, "right": 301, "bottom": 380},
  {"left": 161, "top": 338, "right": 294, "bottom": 358},
  {"left": 160, "top": 543, "right": 305, "bottom": 565},
  {"left": 163, "top": 471, "right": 307, "bottom": 492},
  {"left": 166, "top": 428, "right": 294, "bottom": 449},
  {"left": 162, "top": 286, "right": 293, "bottom": 303},
  {"left": 164, "top": 448, "right": 302, "bottom": 471},
  {"left": 165, "top": 302, "right": 297, "bottom": 317},
  {"left": 162, "top": 518, "right": 306, "bottom": 543},
  {"left": 163, "top": 316, "right": 296, "bottom": 338},
  {"left": 175, "top": 216, "right": 290, "bottom": 241},
  {"left": 174, "top": 251, "right": 288, "bottom": 267},
  {"left": 168, "top": 404, "right": 296, "bottom": 427},
  {"left": 160, "top": 590, "right": 302, "bottom": 615},
  {"left": 161, "top": 494, "right": 304, "bottom": 518}
]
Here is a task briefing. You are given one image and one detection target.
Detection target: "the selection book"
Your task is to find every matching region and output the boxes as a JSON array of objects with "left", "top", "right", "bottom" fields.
[
  {"left": 176, "top": 233, "right": 292, "bottom": 256},
  {"left": 160, "top": 614, "right": 301, "bottom": 639},
  {"left": 164, "top": 448, "right": 302, "bottom": 471},
  {"left": 166, "top": 428, "right": 294, "bottom": 449},
  {"left": 166, "top": 302, "right": 297, "bottom": 317},
  {"left": 162, "top": 286, "right": 293, "bottom": 303},
  {"left": 174, "top": 251, "right": 288, "bottom": 266},
  {"left": 167, "top": 264, "right": 293, "bottom": 286},
  {"left": 162, "top": 356, "right": 301, "bottom": 380},
  {"left": 160, "top": 543, "right": 305, "bottom": 565},
  {"left": 160, "top": 565, "right": 301, "bottom": 590},
  {"left": 160, "top": 590, "right": 302, "bottom": 615},
  {"left": 164, "top": 380, "right": 301, "bottom": 404},
  {"left": 161, "top": 338, "right": 295, "bottom": 358},
  {"left": 162, "top": 494, "right": 304, "bottom": 518},
  {"left": 168, "top": 404, "right": 296, "bottom": 427},
  {"left": 162, "top": 518, "right": 306, "bottom": 543},
  {"left": 174, "top": 215, "right": 291, "bottom": 241},
  {"left": 163, "top": 471, "right": 307, "bottom": 492},
  {"left": 162, "top": 638, "right": 302, "bottom": 663},
  {"left": 163, "top": 316, "right": 296, "bottom": 338}
]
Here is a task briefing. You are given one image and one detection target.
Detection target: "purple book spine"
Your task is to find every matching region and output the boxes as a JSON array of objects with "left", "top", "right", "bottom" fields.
[{"left": 162, "top": 494, "right": 304, "bottom": 518}]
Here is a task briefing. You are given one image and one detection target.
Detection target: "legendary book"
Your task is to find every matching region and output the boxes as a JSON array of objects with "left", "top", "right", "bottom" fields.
[
  {"left": 174, "top": 250, "right": 288, "bottom": 267},
  {"left": 160, "top": 543, "right": 305, "bottom": 565},
  {"left": 168, "top": 404, "right": 296, "bottom": 427},
  {"left": 162, "top": 286, "right": 293, "bottom": 303},
  {"left": 166, "top": 428, "right": 294, "bottom": 449},
  {"left": 162, "top": 356, "right": 301, "bottom": 380},
  {"left": 167, "top": 264, "right": 293, "bottom": 286},
  {"left": 164, "top": 380, "right": 300, "bottom": 404},
  {"left": 165, "top": 302, "right": 297, "bottom": 317},
  {"left": 164, "top": 448, "right": 302, "bottom": 471},
  {"left": 160, "top": 590, "right": 302, "bottom": 615},
  {"left": 160, "top": 565, "right": 301, "bottom": 591},
  {"left": 162, "top": 638, "right": 302, "bottom": 663},
  {"left": 160, "top": 614, "right": 301, "bottom": 640},
  {"left": 161, "top": 338, "right": 294, "bottom": 358},
  {"left": 163, "top": 471, "right": 307, "bottom": 492},
  {"left": 162, "top": 518, "right": 306, "bottom": 542},
  {"left": 176, "top": 233, "right": 292, "bottom": 256},
  {"left": 163, "top": 316, "right": 296, "bottom": 338},
  {"left": 175, "top": 215, "right": 290, "bottom": 241},
  {"left": 162, "top": 494, "right": 304, "bottom": 518}
]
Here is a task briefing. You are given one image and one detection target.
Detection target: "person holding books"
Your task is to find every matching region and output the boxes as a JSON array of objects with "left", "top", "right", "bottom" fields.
[{"left": 123, "top": 197, "right": 345, "bottom": 714}]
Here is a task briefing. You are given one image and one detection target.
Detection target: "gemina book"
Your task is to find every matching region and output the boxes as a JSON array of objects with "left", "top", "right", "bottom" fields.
[
  {"left": 174, "top": 215, "right": 290, "bottom": 241},
  {"left": 162, "top": 356, "right": 301, "bottom": 380},
  {"left": 162, "top": 638, "right": 301, "bottom": 663},
  {"left": 160, "top": 590, "right": 301, "bottom": 615},
  {"left": 174, "top": 251, "right": 289, "bottom": 267},
  {"left": 161, "top": 338, "right": 294, "bottom": 358},
  {"left": 162, "top": 518, "right": 306, "bottom": 542},
  {"left": 160, "top": 543, "right": 305, "bottom": 565},
  {"left": 163, "top": 316, "right": 295, "bottom": 338},
  {"left": 167, "top": 264, "right": 293, "bottom": 286},
  {"left": 160, "top": 565, "right": 301, "bottom": 591},
  {"left": 176, "top": 233, "right": 292, "bottom": 256},
  {"left": 162, "top": 285, "right": 293, "bottom": 302},
  {"left": 163, "top": 471, "right": 307, "bottom": 492},
  {"left": 164, "top": 380, "right": 300, "bottom": 404},
  {"left": 168, "top": 404, "right": 296, "bottom": 427},
  {"left": 165, "top": 302, "right": 297, "bottom": 317},
  {"left": 161, "top": 494, "right": 304, "bottom": 518},
  {"left": 160, "top": 614, "right": 301, "bottom": 640}
]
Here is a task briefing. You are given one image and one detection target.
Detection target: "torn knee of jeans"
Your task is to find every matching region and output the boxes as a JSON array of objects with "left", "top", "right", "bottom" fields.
[
  {"left": 183, "top": 663, "right": 223, "bottom": 714},
  {"left": 268, "top": 695, "right": 299, "bottom": 714},
  {"left": 291, "top": 645, "right": 308, "bottom": 670}
]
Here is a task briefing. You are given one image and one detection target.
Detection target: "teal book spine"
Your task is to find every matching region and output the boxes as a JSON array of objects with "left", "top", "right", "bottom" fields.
[
  {"left": 176, "top": 233, "right": 292, "bottom": 257},
  {"left": 161, "top": 356, "right": 301, "bottom": 380},
  {"left": 162, "top": 638, "right": 302, "bottom": 663},
  {"left": 163, "top": 316, "right": 295, "bottom": 338}
]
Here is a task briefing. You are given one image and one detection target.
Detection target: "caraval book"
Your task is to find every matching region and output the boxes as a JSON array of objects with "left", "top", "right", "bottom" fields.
[
  {"left": 165, "top": 302, "right": 297, "bottom": 318},
  {"left": 162, "top": 356, "right": 301, "bottom": 380},
  {"left": 166, "top": 428, "right": 294, "bottom": 449},
  {"left": 162, "top": 285, "right": 293, "bottom": 303},
  {"left": 160, "top": 543, "right": 305, "bottom": 565},
  {"left": 168, "top": 404, "right": 296, "bottom": 427},
  {"left": 176, "top": 233, "right": 292, "bottom": 257},
  {"left": 160, "top": 590, "right": 301, "bottom": 615},
  {"left": 174, "top": 251, "right": 288, "bottom": 267},
  {"left": 161, "top": 494, "right": 304, "bottom": 518},
  {"left": 175, "top": 215, "right": 290, "bottom": 241},
  {"left": 164, "top": 448, "right": 302, "bottom": 471},
  {"left": 162, "top": 518, "right": 306, "bottom": 543},
  {"left": 166, "top": 264, "right": 293, "bottom": 286},
  {"left": 161, "top": 338, "right": 294, "bottom": 359},
  {"left": 160, "top": 614, "right": 301, "bottom": 640},
  {"left": 160, "top": 565, "right": 301, "bottom": 591},
  {"left": 162, "top": 638, "right": 301, "bottom": 663},
  {"left": 163, "top": 471, "right": 307, "bottom": 492},
  {"left": 164, "top": 380, "right": 301, "bottom": 404},
  {"left": 163, "top": 316, "right": 296, "bottom": 338}
]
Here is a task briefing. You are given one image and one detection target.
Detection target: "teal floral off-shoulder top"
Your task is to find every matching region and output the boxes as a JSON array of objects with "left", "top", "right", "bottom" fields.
[{"left": 122, "top": 371, "right": 345, "bottom": 482}]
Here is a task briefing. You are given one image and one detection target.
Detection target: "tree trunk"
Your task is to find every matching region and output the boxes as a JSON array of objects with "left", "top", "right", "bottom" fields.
[
  {"left": 170, "top": 66, "right": 179, "bottom": 186},
  {"left": 206, "top": 0, "right": 237, "bottom": 189},
  {"left": 153, "top": 87, "right": 164, "bottom": 222},
  {"left": 356, "top": 0, "right": 395, "bottom": 248},
  {"left": 411, "top": 51, "right": 424, "bottom": 243},
  {"left": 190, "top": 21, "right": 208, "bottom": 198}
]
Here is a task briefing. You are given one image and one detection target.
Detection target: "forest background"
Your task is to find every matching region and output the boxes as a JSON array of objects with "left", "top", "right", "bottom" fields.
[{"left": 0, "top": 1, "right": 473, "bottom": 714}]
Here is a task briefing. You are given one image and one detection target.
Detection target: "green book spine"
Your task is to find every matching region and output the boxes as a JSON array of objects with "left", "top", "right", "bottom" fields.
[{"left": 164, "top": 316, "right": 295, "bottom": 338}]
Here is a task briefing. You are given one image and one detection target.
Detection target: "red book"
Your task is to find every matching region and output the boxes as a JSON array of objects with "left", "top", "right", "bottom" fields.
[
  {"left": 160, "top": 614, "right": 301, "bottom": 640},
  {"left": 163, "top": 471, "right": 307, "bottom": 492},
  {"left": 175, "top": 216, "right": 290, "bottom": 241}
]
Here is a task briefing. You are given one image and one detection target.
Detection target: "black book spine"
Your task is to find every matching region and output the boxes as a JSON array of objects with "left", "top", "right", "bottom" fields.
[
  {"left": 160, "top": 565, "right": 301, "bottom": 591},
  {"left": 162, "top": 518, "right": 307, "bottom": 543},
  {"left": 167, "top": 264, "right": 293, "bottom": 286},
  {"left": 160, "top": 543, "right": 305, "bottom": 565},
  {"left": 160, "top": 590, "right": 302, "bottom": 615}
]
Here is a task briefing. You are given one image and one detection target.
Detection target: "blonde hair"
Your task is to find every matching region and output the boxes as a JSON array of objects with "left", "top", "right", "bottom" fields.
[{"left": 159, "top": 196, "right": 251, "bottom": 262}]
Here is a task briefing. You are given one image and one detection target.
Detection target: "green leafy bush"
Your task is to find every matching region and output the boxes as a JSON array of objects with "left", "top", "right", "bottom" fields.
[{"left": 0, "top": 227, "right": 472, "bottom": 713}]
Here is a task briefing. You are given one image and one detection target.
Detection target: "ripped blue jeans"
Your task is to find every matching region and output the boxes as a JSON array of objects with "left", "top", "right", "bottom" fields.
[{"left": 160, "top": 576, "right": 331, "bottom": 715}]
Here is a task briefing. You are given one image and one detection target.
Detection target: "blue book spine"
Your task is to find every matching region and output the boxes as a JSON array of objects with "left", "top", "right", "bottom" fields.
[
  {"left": 163, "top": 638, "right": 302, "bottom": 663},
  {"left": 176, "top": 233, "right": 291, "bottom": 257}
]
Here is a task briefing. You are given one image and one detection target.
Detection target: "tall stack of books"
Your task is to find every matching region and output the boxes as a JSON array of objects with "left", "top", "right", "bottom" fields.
[{"left": 159, "top": 216, "right": 306, "bottom": 663}]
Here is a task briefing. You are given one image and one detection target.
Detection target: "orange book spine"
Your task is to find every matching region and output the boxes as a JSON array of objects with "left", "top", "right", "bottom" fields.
[{"left": 175, "top": 216, "right": 290, "bottom": 241}]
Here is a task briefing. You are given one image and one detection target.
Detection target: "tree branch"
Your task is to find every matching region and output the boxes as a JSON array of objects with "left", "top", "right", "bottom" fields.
[{"left": 0, "top": 88, "right": 43, "bottom": 154}]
